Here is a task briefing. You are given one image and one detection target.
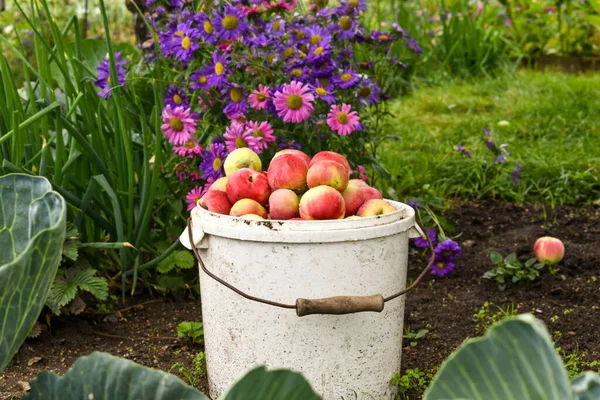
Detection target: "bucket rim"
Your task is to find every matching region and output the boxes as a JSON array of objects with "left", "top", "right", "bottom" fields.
[{"left": 188, "top": 200, "right": 418, "bottom": 244}]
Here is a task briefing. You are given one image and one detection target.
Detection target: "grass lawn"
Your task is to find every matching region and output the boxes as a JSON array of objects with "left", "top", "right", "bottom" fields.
[{"left": 381, "top": 70, "right": 600, "bottom": 206}]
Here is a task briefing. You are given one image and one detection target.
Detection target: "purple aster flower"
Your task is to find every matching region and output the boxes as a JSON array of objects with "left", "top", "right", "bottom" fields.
[
  {"left": 340, "top": 0, "right": 367, "bottom": 14},
  {"left": 194, "top": 12, "right": 218, "bottom": 44},
  {"left": 305, "top": 24, "right": 332, "bottom": 46},
  {"left": 408, "top": 200, "right": 422, "bottom": 209},
  {"left": 267, "top": 17, "right": 286, "bottom": 38},
  {"left": 455, "top": 144, "right": 472, "bottom": 158},
  {"left": 512, "top": 162, "right": 522, "bottom": 186},
  {"left": 369, "top": 30, "right": 397, "bottom": 44},
  {"left": 333, "top": 15, "right": 359, "bottom": 40},
  {"left": 414, "top": 229, "right": 437, "bottom": 248},
  {"left": 306, "top": 44, "right": 332, "bottom": 64},
  {"left": 434, "top": 240, "right": 462, "bottom": 261},
  {"left": 495, "top": 144, "right": 509, "bottom": 164},
  {"left": 430, "top": 258, "right": 455, "bottom": 277},
  {"left": 279, "top": 138, "right": 302, "bottom": 149},
  {"left": 223, "top": 85, "right": 248, "bottom": 118},
  {"left": 168, "top": 22, "right": 201, "bottom": 63},
  {"left": 207, "top": 50, "right": 233, "bottom": 89},
  {"left": 405, "top": 37, "right": 422, "bottom": 55},
  {"left": 286, "top": 64, "right": 311, "bottom": 82},
  {"left": 312, "top": 82, "right": 337, "bottom": 104},
  {"left": 312, "top": 59, "right": 337, "bottom": 78},
  {"left": 333, "top": 68, "right": 360, "bottom": 89},
  {"left": 200, "top": 143, "right": 227, "bottom": 181},
  {"left": 484, "top": 128, "right": 491, "bottom": 137},
  {"left": 356, "top": 79, "right": 380, "bottom": 106},
  {"left": 95, "top": 51, "right": 127, "bottom": 99},
  {"left": 190, "top": 68, "right": 211, "bottom": 90},
  {"left": 164, "top": 85, "right": 189, "bottom": 109},
  {"left": 171, "top": 0, "right": 192, "bottom": 9},
  {"left": 213, "top": 5, "right": 249, "bottom": 41}
]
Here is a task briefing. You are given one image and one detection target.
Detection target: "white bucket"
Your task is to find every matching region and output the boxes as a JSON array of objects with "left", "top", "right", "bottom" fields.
[{"left": 180, "top": 200, "right": 423, "bottom": 399}]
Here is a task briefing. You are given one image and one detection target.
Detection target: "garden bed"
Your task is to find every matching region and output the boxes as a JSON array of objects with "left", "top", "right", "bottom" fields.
[{"left": 2, "top": 200, "right": 599, "bottom": 399}]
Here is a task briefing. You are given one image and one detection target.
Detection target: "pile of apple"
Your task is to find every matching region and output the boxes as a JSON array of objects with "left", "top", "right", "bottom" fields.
[{"left": 198, "top": 148, "right": 397, "bottom": 220}]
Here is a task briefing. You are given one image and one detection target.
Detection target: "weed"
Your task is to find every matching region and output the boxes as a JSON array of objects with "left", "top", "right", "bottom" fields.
[
  {"left": 483, "top": 251, "right": 544, "bottom": 290},
  {"left": 474, "top": 301, "right": 519, "bottom": 334},
  {"left": 177, "top": 322, "right": 204, "bottom": 345},
  {"left": 391, "top": 368, "right": 434, "bottom": 400},
  {"left": 403, "top": 328, "right": 429, "bottom": 347},
  {"left": 588, "top": 276, "right": 598, "bottom": 285},
  {"left": 550, "top": 315, "right": 560, "bottom": 323},
  {"left": 169, "top": 352, "right": 206, "bottom": 387}
]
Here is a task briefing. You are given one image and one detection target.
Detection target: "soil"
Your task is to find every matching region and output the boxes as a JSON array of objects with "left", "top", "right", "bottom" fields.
[{"left": 1, "top": 200, "right": 599, "bottom": 399}]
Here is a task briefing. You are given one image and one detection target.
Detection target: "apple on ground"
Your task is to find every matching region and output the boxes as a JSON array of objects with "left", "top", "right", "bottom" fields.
[
  {"left": 309, "top": 151, "right": 351, "bottom": 177},
  {"left": 534, "top": 237, "right": 565, "bottom": 265},
  {"left": 306, "top": 160, "right": 349, "bottom": 192},
  {"left": 226, "top": 168, "right": 271, "bottom": 205},
  {"left": 224, "top": 148, "right": 262, "bottom": 177},
  {"left": 341, "top": 180, "right": 366, "bottom": 215},
  {"left": 272, "top": 149, "right": 311, "bottom": 166},
  {"left": 267, "top": 153, "right": 309, "bottom": 192},
  {"left": 230, "top": 199, "right": 268, "bottom": 219},
  {"left": 357, "top": 199, "right": 397, "bottom": 217},
  {"left": 209, "top": 176, "right": 228, "bottom": 192},
  {"left": 299, "top": 185, "right": 345, "bottom": 220},
  {"left": 269, "top": 189, "right": 300, "bottom": 220},
  {"left": 199, "top": 190, "right": 232, "bottom": 215},
  {"left": 361, "top": 186, "right": 384, "bottom": 202}
]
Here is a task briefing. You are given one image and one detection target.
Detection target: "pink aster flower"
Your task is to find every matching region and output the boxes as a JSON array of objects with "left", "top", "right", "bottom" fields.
[
  {"left": 248, "top": 84, "right": 271, "bottom": 110},
  {"left": 186, "top": 186, "right": 207, "bottom": 211},
  {"left": 326, "top": 103, "right": 360, "bottom": 136},
  {"left": 174, "top": 162, "right": 189, "bottom": 181},
  {"left": 245, "top": 121, "right": 275, "bottom": 150},
  {"left": 228, "top": 112, "right": 247, "bottom": 130},
  {"left": 161, "top": 105, "right": 197, "bottom": 145},
  {"left": 224, "top": 123, "right": 262, "bottom": 153},
  {"left": 173, "top": 139, "right": 203, "bottom": 158},
  {"left": 273, "top": 81, "right": 315, "bottom": 123}
]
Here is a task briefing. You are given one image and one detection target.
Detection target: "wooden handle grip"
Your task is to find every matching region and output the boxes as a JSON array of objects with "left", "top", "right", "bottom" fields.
[{"left": 295, "top": 294, "right": 385, "bottom": 317}]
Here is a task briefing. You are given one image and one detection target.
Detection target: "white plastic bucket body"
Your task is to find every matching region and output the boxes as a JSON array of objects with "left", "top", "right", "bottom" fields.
[{"left": 181, "top": 201, "right": 421, "bottom": 400}]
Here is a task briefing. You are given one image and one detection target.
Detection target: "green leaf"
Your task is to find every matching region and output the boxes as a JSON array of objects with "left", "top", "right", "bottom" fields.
[
  {"left": 156, "top": 273, "right": 187, "bottom": 289},
  {"left": 424, "top": 314, "right": 574, "bottom": 399},
  {"left": 158, "top": 250, "right": 195, "bottom": 273},
  {"left": 572, "top": 372, "right": 600, "bottom": 400},
  {"left": 73, "top": 268, "right": 109, "bottom": 301},
  {"left": 589, "top": 0, "right": 600, "bottom": 14},
  {"left": 490, "top": 251, "right": 503, "bottom": 264},
  {"left": 222, "top": 366, "right": 321, "bottom": 400},
  {"left": 0, "top": 174, "right": 66, "bottom": 371},
  {"left": 62, "top": 239, "right": 79, "bottom": 262},
  {"left": 504, "top": 252, "right": 517, "bottom": 263},
  {"left": 24, "top": 352, "right": 208, "bottom": 400},
  {"left": 48, "top": 277, "right": 78, "bottom": 308},
  {"left": 585, "top": 15, "right": 600, "bottom": 30}
]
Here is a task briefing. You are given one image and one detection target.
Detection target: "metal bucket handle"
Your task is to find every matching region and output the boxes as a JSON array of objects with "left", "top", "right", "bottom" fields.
[{"left": 187, "top": 216, "right": 435, "bottom": 317}]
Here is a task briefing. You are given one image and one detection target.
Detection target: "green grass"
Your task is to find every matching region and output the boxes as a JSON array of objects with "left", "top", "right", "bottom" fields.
[{"left": 380, "top": 70, "right": 600, "bottom": 206}]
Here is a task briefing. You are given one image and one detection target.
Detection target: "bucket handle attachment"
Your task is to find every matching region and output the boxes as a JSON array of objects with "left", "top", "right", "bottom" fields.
[{"left": 187, "top": 217, "right": 435, "bottom": 317}]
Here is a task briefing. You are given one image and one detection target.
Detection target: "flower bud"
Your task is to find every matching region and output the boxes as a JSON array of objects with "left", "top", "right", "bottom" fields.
[{"left": 533, "top": 236, "right": 565, "bottom": 265}]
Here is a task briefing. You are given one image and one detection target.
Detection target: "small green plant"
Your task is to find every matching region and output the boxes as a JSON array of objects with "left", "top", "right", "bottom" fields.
[
  {"left": 483, "top": 251, "right": 545, "bottom": 290},
  {"left": 474, "top": 301, "right": 519, "bottom": 334},
  {"left": 96, "top": 295, "right": 119, "bottom": 313},
  {"left": 45, "top": 267, "right": 109, "bottom": 315},
  {"left": 177, "top": 321, "right": 204, "bottom": 345},
  {"left": 155, "top": 250, "right": 196, "bottom": 291},
  {"left": 391, "top": 368, "right": 434, "bottom": 400},
  {"left": 169, "top": 352, "right": 206, "bottom": 387},
  {"left": 403, "top": 328, "right": 429, "bottom": 347}
]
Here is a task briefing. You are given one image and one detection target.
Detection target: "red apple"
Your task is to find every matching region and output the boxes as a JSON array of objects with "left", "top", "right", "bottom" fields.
[
  {"left": 361, "top": 186, "right": 383, "bottom": 202},
  {"left": 309, "top": 151, "right": 350, "bottom": 177},
  {"left": 306, "top": 160, "right": 349, "bottom": 192},
  {"left": 269, "top": 189, "right": 300, "bottom": 220},
  {"left": 267, "top": 153, "right": 309, "bottom": 193},
  {"left": 534, "top": 237, "right": 565, "bottom": 265},
  {"left": 199, "top": 190, "right": 232, "bottom": 215},
  {"left": 341, "top": 180, "right": 366, "bottom": 216},
  {"left": 357, "top": 199, "right": 397, "bottom": 217},
  {"left": 209, "top": 177, "right": 228, "bottom": 192},
  {"left": 299, "top": 185, "right": 345, "bottom": 220},
  {"left": 349, "top": 178, "right": 368, "bottom": 188},
  {"left": 226, "top": 168, "right": 271, "bottom": 205},
  {"left": 272, "top": 149, "right": 311, "bottom": 166},
  {"left": 230, "top": 199, "right": 268, "bottom": 219}
]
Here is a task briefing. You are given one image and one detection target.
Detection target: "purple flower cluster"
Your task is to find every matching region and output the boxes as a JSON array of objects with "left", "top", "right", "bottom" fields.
[
  {"left": 94, "top": 52, "right": 127, "bottom": 99},
  {"left": 413, "top": 227, "right": 462, "bottom": 277},
  {"left": 143, "top": 0, "right": 420, "bottom": 210}
]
